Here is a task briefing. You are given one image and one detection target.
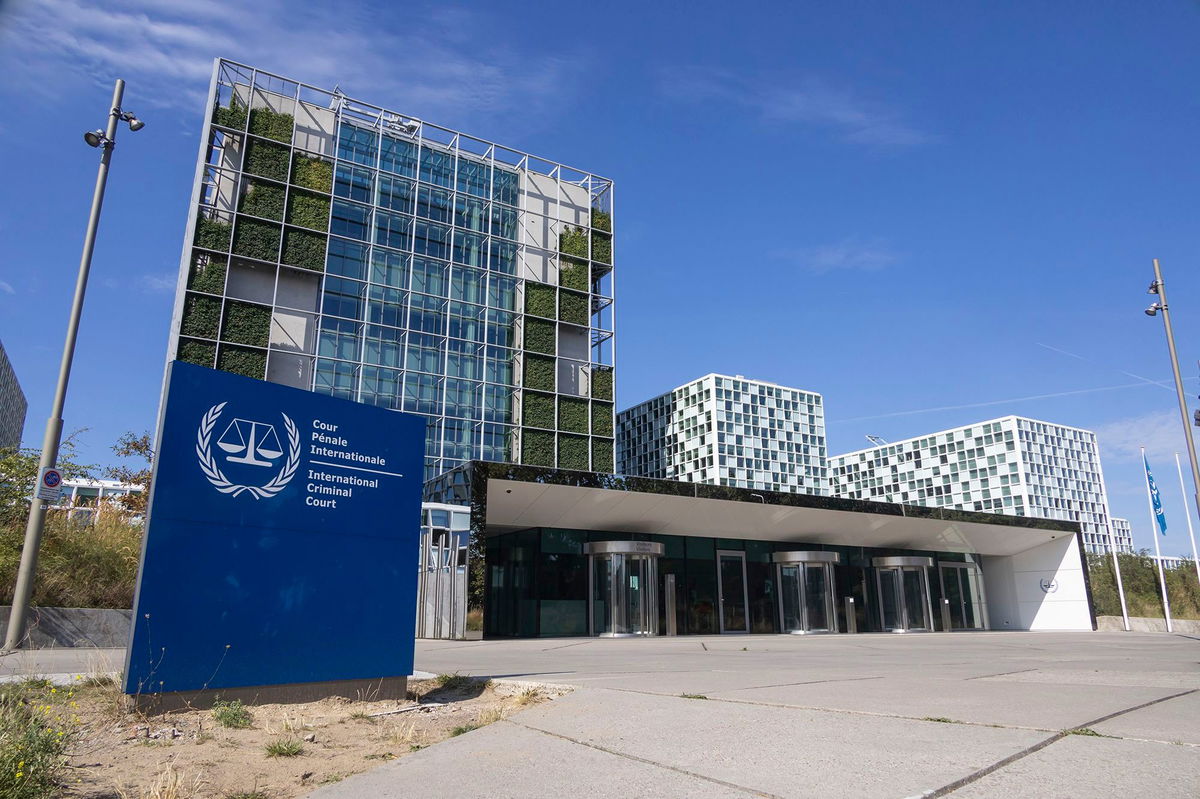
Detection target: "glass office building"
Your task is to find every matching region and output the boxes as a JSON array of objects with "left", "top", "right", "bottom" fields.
[
  {"left": 168, "top": 60, "right": 616, "bottom": 480},
  {"left": 616, "top": 374, "right": 828, "bottom": 495},
  {"left": 0, "top": 339, "right": 26, "bottom": 451},
  {"left": 829, "top": 416, "right": 1115, "bottom": 552},
  {"left": 1105, "top": 517, "right": 1134, "bottom": 556}
]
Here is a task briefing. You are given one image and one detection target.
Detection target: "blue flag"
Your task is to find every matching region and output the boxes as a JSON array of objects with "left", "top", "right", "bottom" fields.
[{"left": 1143, "top": 453, "right": 1168, "bottom": 535}]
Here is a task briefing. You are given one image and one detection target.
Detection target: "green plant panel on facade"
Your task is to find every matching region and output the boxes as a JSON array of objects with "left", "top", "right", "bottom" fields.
[
  {"left": 248, "top": 107, "right": 295, "bottom": 143},
  {"left": 179, "top": 293, "right": 221, "bottom": 339},
  {"left": 522, "top": 429, "right": 555, "bottom": 467},
  {"left": 591, "top": 208, "right": 612, "bottom": 233},
  {"left": 592, "top": 368, "right": 613, "bottom": 400},
  {"left": 187, "top": 252, "right": 227, "bottom": 294},
  {"left": 524, "top": 318, "right": 556, "bottom": 355},
  {"left": 592, "top": 439, "right": 614, "bottom": 473},
  {"left": 591, "top": 232, "right": 612, "bottom": 265},
  {"left": 213, "top": 98, "right": 247, "bottom": 131},
  {"left": 592, "top": 401, "right": 614, "bottom": 437},
  {"left": 559, "top": 260, "right": 589, "bottom": 292},
  {"left": 559, "top": 226, "right": 589, "bottom": 258},
  {"left": 238, "top": 180, "right": 285, "bottom": 221},
  {"left": 524, "top": 282, "right": 556, "bottom": 318},
  {"left": 292, "top": 153, "right": 334, "bottom": 193},
  {"left": 523, "top": 355, "right": 555, "bottom": 392},
  {"left": 287, "top": 190, "right": 331, "bottom": 231},
  {"left": 244, "top": 139, "right": 290, "bottom": 182},
  {"left": 523, "top": 391, "right": 555, "bottom": 430},
  {"left": 221, "top": 301, "right": 272, "bottom": 347},
  {"left": 282, "top": 227, "right": 327, "bottom": 271},
  {"left": 558, "top": 397, "right": 589, "bottom": 434},
  {"left": 232, "top": 217, "right": 282, "bottom": 262},
  {"left": 558, "top": 290, "right": 589, "bottom": 326},
  {"left": 194, "top": 215, "right": 232, "bottom": 252},
  {"left": 177, "top": 338, "right": 216, "bottom": 368},
  {"left": 217, "top": 345, "right": 267, "bottom": 380},
  {"left": 558, "top": 435, "right": 590, "bottom": 470}
]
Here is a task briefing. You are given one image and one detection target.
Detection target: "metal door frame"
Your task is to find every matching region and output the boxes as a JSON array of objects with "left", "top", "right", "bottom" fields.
[
  {"left": 716, "top": 550, "right": 750, "bottom": 634},
  {"left": 772, "top": 551, "right": 841, "bottom": 634},
  {"left": 936, "top": 561, "right": 990, "bottom": 631},
  {"left": 872, "top": 556, "right": 934, "bottom": 633}
]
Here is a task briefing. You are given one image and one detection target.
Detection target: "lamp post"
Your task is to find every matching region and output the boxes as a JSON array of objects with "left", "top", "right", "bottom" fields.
[
  {"left": 1145, "top": 258, "right": 1200, "bottom": 568},
  {"left": 2, "top": 79, "right": 144, "bottom": 651}
]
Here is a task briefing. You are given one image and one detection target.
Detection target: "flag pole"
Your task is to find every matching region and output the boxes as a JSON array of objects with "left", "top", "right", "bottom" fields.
[
  {"left": 1095, "top": 445, "right": 1130, "bottom": 630},
  {"left": 1175, "top": 452, "right": 1200, "bottom": 589},
  {"left": 1143, "top": 447, "right": 1173, "bottom": 633}
]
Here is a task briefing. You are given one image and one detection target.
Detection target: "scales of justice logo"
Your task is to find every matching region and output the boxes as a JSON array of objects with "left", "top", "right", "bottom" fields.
[{"left": 196, "top": 402, "right": 300, "bottom": 499}]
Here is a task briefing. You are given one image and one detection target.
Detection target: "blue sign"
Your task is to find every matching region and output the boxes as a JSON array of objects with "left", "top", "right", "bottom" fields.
[{"left": 125, "top": 362, "right": 426, "bottom": 695}]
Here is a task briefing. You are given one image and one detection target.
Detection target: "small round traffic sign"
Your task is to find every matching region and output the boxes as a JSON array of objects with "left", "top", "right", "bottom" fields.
[{"left": 42, "top": 469, "right": 62, "bottom": 489}]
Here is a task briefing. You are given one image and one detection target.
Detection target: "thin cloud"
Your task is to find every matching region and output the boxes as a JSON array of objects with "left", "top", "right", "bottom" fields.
[
  {"left": 1093, "top": 409, "right": 1197, "bottom": 462},
  {"left": 658, "top": 66, "right": 932, "bottom": 150},
  {"left": 140, "top": 274, "right": 176, "bottom": 293},
  {"left": 0, "top": 0, "right": 587, "bottom": 132},
  {"left": 0, "top": 280, "right": 14, "bottom": 295},
  {"left": 772, "top": 238, "right": 900, "bottom": 274}
]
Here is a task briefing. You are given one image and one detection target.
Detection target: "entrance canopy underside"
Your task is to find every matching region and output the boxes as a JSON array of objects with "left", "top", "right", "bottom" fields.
[{"left": 484, "top": 477, "right": 1075, "bottom": 558}]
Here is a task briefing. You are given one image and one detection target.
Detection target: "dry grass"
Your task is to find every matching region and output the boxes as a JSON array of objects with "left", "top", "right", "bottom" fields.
[{"left": 116, "top": 764, "right": 206, "bottom": 799}]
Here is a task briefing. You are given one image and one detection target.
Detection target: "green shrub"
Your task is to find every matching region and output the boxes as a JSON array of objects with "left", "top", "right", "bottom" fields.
[
  {"left": 217, "top": 345, "right": 266, "bottom": 380},
  {"left": 287, "top": 190, "right": 331, "bottom": 231},
  {"left": 179, "top": 293, "right": 220, "bottom": 339},
  {"left": 238, "top": 180, "right": 285, "bottom": 221},
  {"left": 178, "top": 338, "right": 216, "bottom": 368},
  {"left": 194, "top": 215, "right": 232, "bottom": 252},
  {"left": 559, "top": 260, "right": 589, "bottom": 292},
  {"left": 232, "top": 217, "right": 282, "bottom": 262},
  {"left": 524, "top": 282, "right": 556, "bottom": 318},
  {"left": 559, "top": 290, "right": 589, "bottom": 326},
  {"left": 591, "top": 232, "right": 612, "bottom": 265},
  {"left": 592, "top": 438, "right": 614, "bottom": 473},
  {"left": 592, "top": 368, "right": 613, "bottom": 400},
  {"left": 213, "top": 97, "right": 247, "bottom": 130},
  {"left": 282, "top": 228, "right": 327, "bottom": 271},
  {"left": 292, "top": 153, "right": 333, "bottom": 193},
  {"left": 559, "top": 226, "right": 589, "bottom": 258},
  {"left": 0, "top": 513, "right": 143, "bottom": 608},
  {"left": 524, "top": 355, "right": 555, "bottom": 392},
  {"left": 435, "top": 673, "right": 475, "bottom": 691},
  {"left": 558, "top": 397, "right": 588, "bottom": 434},
  {"left": 221, "top": 301, "right": 271, "bottom": 347},
  {"left": 522, "top": 429, "right": 555, "bottom": 466},
  {"left": 0, "top": 684, "right": 74, "bottom": 799},
  {"left": 212, "top": 699, "right": 253, "bottom": 729},
  {"left": 523, "top": 392, "right": 555, "bottom": 430},
  {"left": 558, "top": 435, "right": 589, "bottom": 470},
  {"left": 591, "top": 208, "right": 612, "bottom": 233},
  {"left": 187, "top": 252, "right": 226, "bottom": 294},
  {"left": 524, "top": 318, "right": 556, "bottom": 355},
  {"left": 244, "top": 139, "right": 289, "bottom": 181},
  {"left": 264, "top": 737, "right": 304, "bottom": 758},
  {"left": 592, "top": 402, "right": 614, "bottom": 436},
  {"left": 248, "top": 107, "right": 294, "bottom": 143}
]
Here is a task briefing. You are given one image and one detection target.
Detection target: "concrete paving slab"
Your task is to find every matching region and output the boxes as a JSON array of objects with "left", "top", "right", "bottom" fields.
[
  {"left": 1092, "top": 690, "right": 1200, "bottom": 745},
  {"left": 305, "top": 714, "right": 748, "bottom": 799},
  {"left": 948, "top": 735, "right": 1200, "bottom": 797},
  {"left": 0, "top": 646, "right": 123, "bottom": 679},
  {"left": 507, "top": 687, "right": 1047, "bottom": 799}
]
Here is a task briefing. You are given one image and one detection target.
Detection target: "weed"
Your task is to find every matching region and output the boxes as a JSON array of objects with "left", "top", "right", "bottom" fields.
[
  {"left": 1063, "top": 727, "right": 1105, "bottom": 737},
  {"left": 80, "top": 673, "right": 119, "bottom": 689},
  {"left": 212, "top": 699, "right": 253, "bottom": 729},
  {"left": 449, "top": 723, "right": 479, "bottom": 737},
  {"left": 364, "top": 752, "right": 396, "bottom": 761},
  {"left": 225, "top": 793, "right": 268, "bottom": 799},
  {"left": 923, "top": 717, "right": 959, "bottom": 724},
  {"left": 0, "top": 683, "right": 75, "bottom": 799},
  {"left": 264, "top": 737, "right": 304, "bottom": 758},
  {"left": 348, "top": 711, "right": 376, "bottom": 724},
  {"left": 513, "top": 688, "right": 540, "bottom": 706},
  {"left": 435, "top": 673, "right": 474, "bottom": 691},
  {"left": 409, "top": 744, "right": 426, "bottom": 752},
  {"left": 19, "top": 677, "right": 54, "bottom": 690},
  {"left": 319, "top": 773, "right": 346, "bottom": 785},
  {"left": 386, "top": 719, "right": 419, "bottom": 746},
  {"left": 680, "top": 693, "right": 708, "bottom": 700},
  {"left": 117, "top": 764, "right": 205, "bottom": 798}
]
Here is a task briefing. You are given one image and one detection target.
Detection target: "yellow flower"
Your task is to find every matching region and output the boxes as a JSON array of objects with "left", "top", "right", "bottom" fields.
[
  {"left": 50, "top": 688, "right": 56, "bottom": 693},
  {"left": 16, "top": 772, "right": 23, "bottom": 779}
]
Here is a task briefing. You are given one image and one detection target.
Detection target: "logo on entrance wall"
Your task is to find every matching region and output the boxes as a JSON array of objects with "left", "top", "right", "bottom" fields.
[
  {"left": 1039, "top": 578, "right": 1059, "bottom": 593},
  {"left": 196, "top": 402, "right": 299, "bottom": 499}
]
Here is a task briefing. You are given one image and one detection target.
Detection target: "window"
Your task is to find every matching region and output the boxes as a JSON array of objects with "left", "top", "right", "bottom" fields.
[
  {"left": 334, "top": 164, "right": 373, "bottom": 203},
  {"left": 419, "top": 147, "right": 454, "bottom": 187},
  {"left": 411, "top": 257, "right": 448, "bottom": 297},
  {"left": 364, "top": 324, "right": 403, "bottom": 368},
  {"left": 337, "top": 124, "right": 377, "bottom": 167},
  {"left": 380, "top": 135, "right": 417, "bottom": 178},
  {"left": 370, "top": 248, "right": 408, "bottom": 288},
  {"left": 367, "top": 285, "right": 406, "bottom": 327},
  {"left": 316, "top": 358, "right": 359, "bottom": 400},
  {"left": 406, "top": 332, "right": 444, "bottom": 374},
  {"left": 318, "top": 318, "right": 361, "bottom": 360},
  {"left": 414, "top": 221, "right": 451, "bottom": 260},
  {"left": 326, "top": 238, "right": 368, "bottom": 280},
  {"left": 374, "top": 210, "right": 412, "bottom": 250},
  {"left": 377, "top": 175, "right": 415, "bottom": 213},
  {"left": 416, "top": 186, "right": 452, "bottom": 223},
  {"left": 456, "top": 158, "right": 489, "bottom": 197},
  {"left": 321, "top": 276, "right": 365, "bottom": 320},
  {"left": 331, "top": 200, "right": 370, "bottom": 241}
]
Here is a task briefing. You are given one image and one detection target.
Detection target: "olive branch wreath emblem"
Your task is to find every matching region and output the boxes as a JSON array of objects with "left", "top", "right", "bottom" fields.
[{"left": 196, "top": 402, "right": 300, "bottom": 499}]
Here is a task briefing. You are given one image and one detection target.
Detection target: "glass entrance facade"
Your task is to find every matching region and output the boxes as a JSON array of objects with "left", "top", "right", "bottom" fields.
[{"left": 483, "top": 528, "right": 987, "bottom": 637}]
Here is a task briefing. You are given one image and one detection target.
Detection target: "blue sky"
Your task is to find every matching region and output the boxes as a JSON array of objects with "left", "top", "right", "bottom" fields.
[{"left": 1, "top": 0, "right": 1199, "bottom": 554}]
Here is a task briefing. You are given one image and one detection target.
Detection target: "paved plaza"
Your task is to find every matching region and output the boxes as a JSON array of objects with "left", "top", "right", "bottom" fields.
[{"left": 4, "top": 631, "right": 1197, "bottom": 796}]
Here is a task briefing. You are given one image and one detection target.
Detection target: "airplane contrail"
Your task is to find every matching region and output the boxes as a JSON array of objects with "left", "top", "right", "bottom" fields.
[
  {"left": 1035, "top": 342, "right": 1175, "bottom": 391},
  {"left": 829, "top": 379, "right": 1188, "bottom": 425}
]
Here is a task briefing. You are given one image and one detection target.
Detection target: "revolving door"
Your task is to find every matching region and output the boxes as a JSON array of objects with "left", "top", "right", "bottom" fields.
[
  {"left": 773, "top": 551, "right": 840, "bottom": 634},
  {"left": 873, "top": 556, "right": 934, "bottom": 633},
  {"left": 585, "top": 541, "right": 663, "bottom": 637}
]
